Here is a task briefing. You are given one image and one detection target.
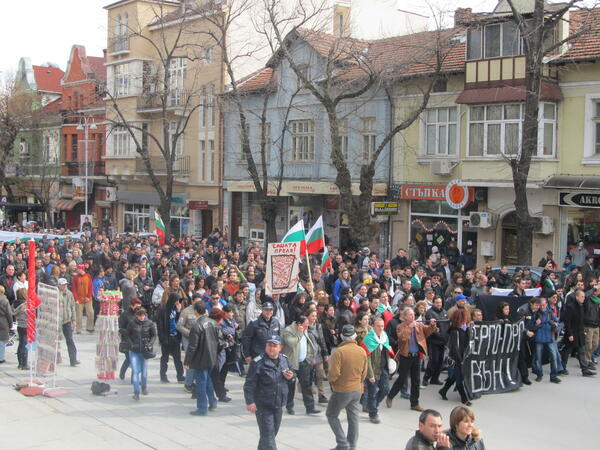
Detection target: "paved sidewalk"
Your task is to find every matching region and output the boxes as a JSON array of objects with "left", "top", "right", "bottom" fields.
[{"left": 0, "top": 333, "right": 598, "bottom": 449}]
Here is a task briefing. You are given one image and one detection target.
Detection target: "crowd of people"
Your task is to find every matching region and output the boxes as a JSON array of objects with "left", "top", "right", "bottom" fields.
[{"left": 0, "top": 225, "right": 598, "bottom": 449}]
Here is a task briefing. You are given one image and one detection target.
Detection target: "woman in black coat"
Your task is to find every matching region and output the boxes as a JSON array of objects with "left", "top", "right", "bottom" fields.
[
  {"left": 125, "top": 307, "right": 157, "bottom": 400},
  {"left": 439, "top": 308, "right": 471, "bottom": 405},
  {"left": 156, "top": 293, "right": 184, "bottom": 383}
]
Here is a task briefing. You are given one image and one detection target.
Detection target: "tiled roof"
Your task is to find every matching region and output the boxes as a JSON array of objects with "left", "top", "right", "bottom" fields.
[
  {"left": 555, "top": 8, "right": 600, "bottom": 62},
  {"left": 32, "top": 65, "right": 64, "bottom": 93},
  {"left": 236, "top": 67, "right": 274, "bottom": 93}
]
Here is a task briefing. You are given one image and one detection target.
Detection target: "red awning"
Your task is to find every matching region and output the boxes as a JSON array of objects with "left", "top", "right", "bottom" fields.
[
  {"left": 456, "top": 81, "right": 562, "bottom": 104},
  {"left": 54, "top": 199, "right": 82, "bottom": 211}
]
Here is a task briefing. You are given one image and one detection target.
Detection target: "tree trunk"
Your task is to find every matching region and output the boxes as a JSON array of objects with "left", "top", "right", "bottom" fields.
[
  {"left": 158, "top": 201, "right": 172, "bottom": 237},
  {"left": 261, "top": 198, "right": 279, "bottom": 245}
]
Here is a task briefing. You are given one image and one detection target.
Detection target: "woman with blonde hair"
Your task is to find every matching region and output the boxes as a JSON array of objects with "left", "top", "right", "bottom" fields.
[{"left": 448, "top": 405, "right": 486, "bottom": 449}]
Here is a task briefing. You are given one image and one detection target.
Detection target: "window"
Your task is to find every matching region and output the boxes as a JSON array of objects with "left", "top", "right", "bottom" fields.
[
  {"left": 291, "top": 120, "right": 315, "bottom": 161},
  {"left": 114, "top": 63, "right": 130, "bottom": 97},
  {"left": 361, "top": 117, "right": 376, "bottom": 162},
  {"left": 469, "top": 103, "right": 556, "bottom": 157},
  {"left": 208, "top": 139, "right": 215, "bottom": 182},
  {"left": 296, "top": 66, "right": 310, "bottom": 90},
  {"left": 200, "top": 87, "right": 206, "bottom": 128},
  {"left": 208, "top": 85, "right": 215, "bottom": 127},
  {"left": 468, "top": 22, "right": 522, "bottom": 60},
  {"left": 199, "top": 140, "right": 206, "bottom": 180},
  {"left": 112, "top": 126, "right": 131, "bottom": 156},
  {"left": 203, "top": 47, "right": 213, "bottom": 65},
  {"left": 593, "top": 101, "right": 600, "bottom": 156},
  {"left": 199, "top": 139, "right": 215, "bottom": 182},
  {"left": 260, "top": 122, "right": 271, "bottom": 164},
  {"left": 338, "top": 119, "right": 349, "bottom": 159},
  {"left": 425, "top": 107, "right": 457, "bottom": 156},
  {"left": 169, "top": 58, "right": 187, "bottom": 105},
  {"left": 124, "top": 204, "right": 149, "bottom": 233},
  {"left": 168, "top": 122, "right": 184, "bottom": 156},
  {"left": 71, "top": 134, "right": 78, "bottom": 161}
]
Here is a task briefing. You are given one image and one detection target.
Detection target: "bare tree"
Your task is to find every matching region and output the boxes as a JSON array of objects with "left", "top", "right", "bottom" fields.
[
  {"left": 505, "top": 0, "right": 593, "bottom": 264},
  {"left": 263, "top": 1, "right": 455, "bottom": 247},
  {"left": 104, "top": 3, "right": 206, "bottom": 236}
]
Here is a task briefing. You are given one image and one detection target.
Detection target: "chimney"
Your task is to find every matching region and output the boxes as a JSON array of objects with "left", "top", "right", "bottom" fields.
[{"left": 454, "top": 8, "right": 474, "bottom": 27}]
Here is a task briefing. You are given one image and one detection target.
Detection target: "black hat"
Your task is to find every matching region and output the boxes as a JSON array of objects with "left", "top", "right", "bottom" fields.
[
  {"left": 341, "top": 324, "right": 356, "bottom": 338},
  {"left": 262, "top": 301, "right": 274, "bottom": 310}
]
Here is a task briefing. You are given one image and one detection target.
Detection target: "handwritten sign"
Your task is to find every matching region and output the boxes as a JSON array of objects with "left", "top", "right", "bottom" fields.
[{"left": 265, "top": 242, "right": 300, "bottom": 296}]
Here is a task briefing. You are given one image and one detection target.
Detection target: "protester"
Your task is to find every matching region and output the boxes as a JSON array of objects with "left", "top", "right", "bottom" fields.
[
  {"left": 72, "top": 265, "right": 94, "bottom": 333},
  {"left": 439, "top": 309, "right": 472, "bottom": 405},
  {"left": 57, "top": 278, "right": 79, "bottom": 367},
  {"left": 447, "top": 405, "right": 486, "bottom": 449},
  {"left": 156, "top": 292, "right": 184, "bottom": 383},
  {"left": 0, "top": 285, "right": 12, "bottom": 363},
  {"left": 124, "top": 307, "right": 157, "bottom": 400},
  {"left": 404, "top": 409, "right": 451, "bottom": 450}
]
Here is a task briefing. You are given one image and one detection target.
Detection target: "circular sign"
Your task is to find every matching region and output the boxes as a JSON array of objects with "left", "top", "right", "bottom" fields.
[{"left": 445, "top": 179, "right": 469, "bottom": 210}]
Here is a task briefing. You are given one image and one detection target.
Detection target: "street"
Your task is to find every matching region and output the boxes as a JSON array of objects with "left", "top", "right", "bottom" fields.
[{"left": 0, "top": 333, "right": 597, "bottom": 449}]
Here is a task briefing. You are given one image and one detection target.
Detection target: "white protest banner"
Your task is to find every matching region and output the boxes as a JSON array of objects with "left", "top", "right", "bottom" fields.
[
  {"left": 35, "top": 283, "right": 61, "bottom": 385},
  {"left": 265, "top": 242, "right": 300, "bottom": 296}
]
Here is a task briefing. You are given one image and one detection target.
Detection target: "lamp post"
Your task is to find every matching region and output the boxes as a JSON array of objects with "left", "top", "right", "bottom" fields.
[{"left": 76, "top": 116, "right": 97, "bottom": 217}]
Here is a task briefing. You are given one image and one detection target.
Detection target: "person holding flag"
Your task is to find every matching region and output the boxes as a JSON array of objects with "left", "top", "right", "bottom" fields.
[
  {"left": 361, "top": 317, "right": 394, "bottom": 424},
  {"left": 155, "top": 211, "right": 166, "bottom": 245}
]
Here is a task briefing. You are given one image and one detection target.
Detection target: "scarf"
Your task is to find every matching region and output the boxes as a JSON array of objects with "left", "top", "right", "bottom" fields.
[{"left": 590, "top": 296, "right": 600, "bottom": 305}]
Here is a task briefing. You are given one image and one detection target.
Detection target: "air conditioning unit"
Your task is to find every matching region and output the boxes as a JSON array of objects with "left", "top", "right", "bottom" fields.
[
  {"left": 469, "top": 211, "right": 493, "bottom": 228},
  {"left": 430, "top": 159, "right": 453, "bottom": 175},
  {"left": 533, "top": 216, "right": 554, "bottom": 234}
]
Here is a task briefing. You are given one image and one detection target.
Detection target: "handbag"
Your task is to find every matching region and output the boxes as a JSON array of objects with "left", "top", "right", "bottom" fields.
[
  {"left": 142, "top": 344, "right": 156, "bottom": 359},
  {"left": 387, "top": 350, "right": 400, "bottom": 375}
]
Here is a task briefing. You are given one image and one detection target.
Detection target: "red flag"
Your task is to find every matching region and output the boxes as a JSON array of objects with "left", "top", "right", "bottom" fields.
[{"left": 27, "top": 240, "right": 41, "bottom": 343}]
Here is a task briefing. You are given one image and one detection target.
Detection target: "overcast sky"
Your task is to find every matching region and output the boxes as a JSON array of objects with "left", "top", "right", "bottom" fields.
[{"left": 0, "top": 0, "right": 499, "bottom": 77}]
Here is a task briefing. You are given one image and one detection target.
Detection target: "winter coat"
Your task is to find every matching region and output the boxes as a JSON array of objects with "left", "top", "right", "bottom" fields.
[
  {"left": 583, "top": 297, "right": 600, "bottom": 328},
  {"left": 395, "top": 321, "right": 437, "bottom": 357},
  {"left": 533, "top": 309, "right": 557, "bottom": 344},
  {"left": 125, "top": 317, "right": 157, "bottom": 354},
  {"left": 58, "top": 289, "right": 76, "bottom": 325},
  {"left": 328, "top": 340, "right": 368, "bottom": 393},
  {"left": 425, "top": 306, "right": 449, "bottom": 345},
  {"left": 405, "top": 431, "right": 451, "bottom": 450},
  {"left": 12, "top": 301, "right": 27, "bottom": 329},
  {"left": 118, "top": 307, "right": 137, "bottom": 352},
  {"left": 448, "top": 327, "right": 469, "bottom": 364},
  {"left": 72, "top": 273, "right": 93, "bottom": 304},
  {"left": 243, "top": 353, "right": 292, "bottom": 409},
  {"left": 282, "top": 323, "right": 318, "bottom": 370},
  {"left": 242, "top": 315, "right": 282, "bottom": 358},
  {"left": 230, "top": 299, "right": 247, "bottom": 332},
  {"left": 447, "top": 430, "right": 486, "bottom": 450},
  {"left": 184, "top": 315, "right": 222, "bottom": 370},
  {"left": 156, "top": 299, "right": 181, "bottom": 345},
  {"left": 119, "top": 278, "right": 137, "bottom": 312},
  {"left": 562, "top": 301, "right": 586, "bottom": 347},
  {"left": 176, "top": 304, "right": 197, "bottom": 339},
  {"left": 0, "top": 294, "right": 12, "bottom": 341}
]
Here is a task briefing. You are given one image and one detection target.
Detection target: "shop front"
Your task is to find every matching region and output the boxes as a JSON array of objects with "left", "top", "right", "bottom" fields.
[
  {"left": 395, "top": 184, "right": 479, "bottom": 262},
  {"left": 559, "top": 191, "right": 600, "bottom": 266}
]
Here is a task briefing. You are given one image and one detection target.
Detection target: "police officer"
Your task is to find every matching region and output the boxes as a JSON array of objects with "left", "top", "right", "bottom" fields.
[
  {"left": 244, "top": 336, "right": 294, "bottom": 450},
  {"left": 243, "top": 302, "right": 282, "bottom": 361}
]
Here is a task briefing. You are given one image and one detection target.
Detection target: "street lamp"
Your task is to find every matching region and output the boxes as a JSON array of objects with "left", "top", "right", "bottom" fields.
[{"left": 76, "top": 116, "right": 97, "bottom": 217}]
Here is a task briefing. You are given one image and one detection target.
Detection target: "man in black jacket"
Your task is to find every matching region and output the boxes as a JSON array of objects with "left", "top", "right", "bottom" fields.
[
  {"left": 244, "top": 336, "right": 294, "bottom": 450},
  {"left": 185, "top": 302, "right": 223, "bottom": 415},
  {"left": 0, "top": 265, "right": 16, "bottom": 305},
  {"left": 243, "top": 302, "right": 281, "bottom": 360},
  {"left": 404, "top": 409, "right": 451, "bottom": 450},
  {"left": 423, "top": 297, "right": 448, "bottom": 386},
  {"left": 560, "top": 289, "right": 596, "bottom": 377}
]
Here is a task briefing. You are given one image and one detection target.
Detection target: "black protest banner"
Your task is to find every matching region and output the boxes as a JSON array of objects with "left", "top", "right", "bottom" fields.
[
  {"left": 463, "top": 320, "right": 525, "bottom": 397},
  {"left": 476, "top": 295, "right": 530, "bottom": 321}
]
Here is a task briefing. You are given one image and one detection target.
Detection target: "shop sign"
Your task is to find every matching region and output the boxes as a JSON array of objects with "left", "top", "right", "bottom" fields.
[
  {"left": 371, "top": 202, "right": 399, "bottom": 215},
  {"left": 188, "top": 200, "right": 209, "bottom": 210},
  {"left": 560, "top": 192, "right": 600, "bottom": 209},
  {"left": 401, "top": 185, "right": 446, "bottom": 200},
  {"left": 445, "top": 179, "right": 470, "bottom": 210}
]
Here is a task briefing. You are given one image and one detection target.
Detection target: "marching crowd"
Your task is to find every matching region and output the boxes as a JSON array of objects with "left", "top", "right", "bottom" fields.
[{"left": 0, "top": 225, "right": 599, "bottom": 449}]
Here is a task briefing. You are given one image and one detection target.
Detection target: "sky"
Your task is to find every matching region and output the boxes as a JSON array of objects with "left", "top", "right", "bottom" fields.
[{"left": 0, "top": 0, "right": 499, "bottom": 77}]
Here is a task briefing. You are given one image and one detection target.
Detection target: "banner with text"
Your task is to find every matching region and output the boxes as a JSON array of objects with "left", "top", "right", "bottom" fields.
[
  {"left": 35, "top": 283, "right": 60, "bottom": 379},
  {"left": 463, "top": 320, "right": 525, "bottom": 397},
  {"left": 265, "top": 242, "right": 300, "bottom": 296}
]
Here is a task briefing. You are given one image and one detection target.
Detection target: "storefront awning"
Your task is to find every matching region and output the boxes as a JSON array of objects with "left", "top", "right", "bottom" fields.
[
  {"left": 0, "top": 202, "right": 45, "bottom": 212},
  {"left": 55, "top": 199, "right": 82, "bottom": 211},
  {"left": 456, "top": 81, "right": 561, "bottom": 104},
  {"left": 544, "top": 175, "right": 600, "bottom": 190}
]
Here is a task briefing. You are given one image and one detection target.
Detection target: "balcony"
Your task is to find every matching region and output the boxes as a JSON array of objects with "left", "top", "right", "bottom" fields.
[
  {"left": 135, "top": 155, "right": 190, "bottom": 176},
  {"left": 63, "top": 161, "right": 106, "bottom": 177},
  {"left": 108, "top": 36, "right": 130, "bottom": 54},
  {"left": 14, "top": 163, "right": 61, "bottom": 177},
  {"left": 137, "top": 90, "right": 192, "bottom": 113}
]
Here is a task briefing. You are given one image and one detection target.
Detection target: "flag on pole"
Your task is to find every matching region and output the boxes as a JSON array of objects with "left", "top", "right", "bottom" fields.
[
  {"left": 321, "top": 248, "right": 332, "bottom": 274},
  {"left": 359, "top": 328, "right": 394, "bottom": 357},
  {"left": 281, "top": 220, "right": 306, "bottom": 254},
  {"left": 305, "top": 215, "right": 325, "bottom": 254},
  {"left": 27, "top": 240, "right": 41, "bottom": 343},
  {"left": 155, "top": 212, "right": 166, "bottom": 245}
]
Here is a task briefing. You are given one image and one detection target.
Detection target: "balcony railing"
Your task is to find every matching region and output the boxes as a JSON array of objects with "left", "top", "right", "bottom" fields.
[
  {"left": 137, "top": 90, "right": 192, "bottom": 112},
  {"left": 135, "top": 155, "right": 190, "bottom": 175},
  {"left": 108, "top": 36, "right": 130, "bottom": 53},
  {"left": 63, "top": 161, "right": 106, "bottom": 177},
  {"left": 15, "top": 163, "right": 61, "bottom": 177}
]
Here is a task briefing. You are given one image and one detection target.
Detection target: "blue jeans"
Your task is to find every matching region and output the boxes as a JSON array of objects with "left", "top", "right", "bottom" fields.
[
  {"left": 129, "top": 351, "right": 148, "bottom": 393},
  {"left": 550, "top": 341, "right": 564, "bottom": 372},
  {"left": 593, "top": 342, "right": 600, "bottom": 358},
  {"left": 533, "top": 342, "right": 558, "bottom": 378},
  {"left": 0, "top": 340, "right": 6, "bottom": 361},
  {"left": 194, "top": 368, "right": 217, "bottom": 413},
  {"left": 182, "top": 337, "right": 195, "bottom": 387},
  {"left": 366, "top": 370, "right": 389, "bottom": 417}
]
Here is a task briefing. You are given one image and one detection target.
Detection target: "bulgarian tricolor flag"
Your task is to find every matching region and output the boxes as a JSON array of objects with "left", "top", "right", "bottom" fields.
[
  {"left": 282, "top": 220, "right": 306, "bottom": 254},
  {"left": 155, "top": 212, "right": 166, "bottom": 245},
  {"left": 321, "top": 248, "right": 332, "bottom": 274},
  {"left": 305, "top": 216, "right": 325, "bottom": 254},
  {"left": 377, "top": 303, "right": 394, "bottom": 327},
  {"left": 360, "top": 328, "right": 395, "bottom": 357}
]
